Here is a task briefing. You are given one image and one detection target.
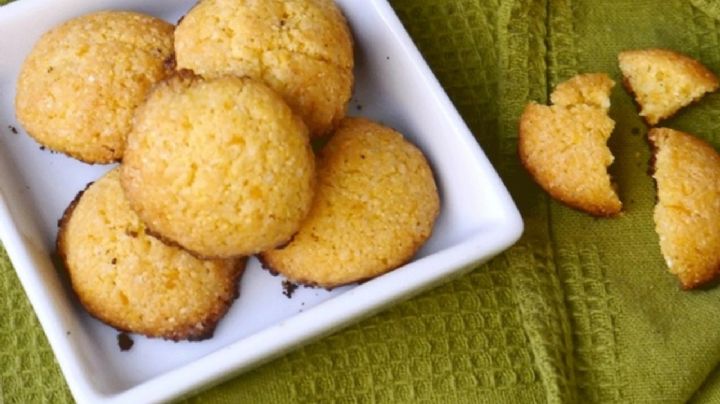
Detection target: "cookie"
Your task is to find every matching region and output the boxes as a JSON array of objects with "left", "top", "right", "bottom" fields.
[
  {"left": 649, "top": 128, "right": 720, "bottom": 289},
  {"left": 121, "top": 74, "right": 315, "bottom": 259},
  {"left": 518, "top": 73, "right": 622, "bottom": 216},
  {"left": 57, "top": 169, "right": 245, "bottom": 341},
  {"left": 15, "top": 11, "right": 175, "bottom": 163},
  {"left": 260, "top": 118, "right": 440, "bottom": 288},
  {"left": 619, "top": 49, "right": 719, "bottom": 125},
  {"left": 174, "top": 0, "right": 354, "bottom": 137}
]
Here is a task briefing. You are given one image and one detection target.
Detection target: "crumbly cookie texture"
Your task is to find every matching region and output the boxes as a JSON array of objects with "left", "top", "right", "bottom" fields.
[
  {"left": 15, "top": 11, "right": 175, "bottom": 163},
  {"left": 174, "top": 0, "right": 354, "bottom": 137},
  {"left": 121, "top": 74, "right": 315, "bottom": 259},
  {"left": 649, "top": 128, "right": 720, "bottom": 289},
  {"left": 57, "top": 169, "right": 245, "bottom": 341},
  {"left": 260, "top": 118, "right": 440, "bottom": 288},
  {"left": 619, "top": 49, "right": 719, "bottom": 125},
  {"left": 519, "top": 73, "right": 621, "bottom": 216}
]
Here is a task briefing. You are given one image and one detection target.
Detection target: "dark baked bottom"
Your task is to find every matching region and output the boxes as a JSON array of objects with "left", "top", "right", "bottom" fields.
[{"left": 56, "top": 187, "right": 247, "bottom": 341}]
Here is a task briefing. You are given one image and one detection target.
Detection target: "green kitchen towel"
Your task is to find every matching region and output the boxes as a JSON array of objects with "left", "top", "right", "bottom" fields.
[{"left": 5, "top": 0, "right": 720, "bottom": 402}]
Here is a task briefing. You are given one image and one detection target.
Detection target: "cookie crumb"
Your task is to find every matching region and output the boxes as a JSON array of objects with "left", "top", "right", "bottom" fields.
[
  {"left": 8, "top": 125, "right": 18, "bottom": 134},
  {"left": 40, "top": 146, "right": 46, "bottom": 151},
  {"left": 163, "top": 54, "right": 177, "bottom": 71},
  {"left": 117, "top": 332, "right": 134, "bottom": 351},
  {"left": 356, "top": 104, "right": 363, "bottom": 111},
  {"left": 282, "top": 280, "right": 298, "bottom": 298}
]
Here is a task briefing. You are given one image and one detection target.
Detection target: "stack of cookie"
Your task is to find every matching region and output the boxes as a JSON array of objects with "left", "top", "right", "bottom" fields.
[
  {"left": 15, "top": 1, "right": 440, "bottom": 341},
  {"left": 519, "top": 49, "right": 720, "bottom": 290}
]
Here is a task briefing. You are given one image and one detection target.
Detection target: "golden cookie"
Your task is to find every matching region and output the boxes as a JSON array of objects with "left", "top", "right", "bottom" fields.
[
  {"left": 519, "top": 73, "right": 621, "bottom": 216},
  {"left": 260, "top": 118, "right": 440, "bottom": 288},
  {"left": 174, "top": 0, "right": 354, "bottom": 137},
  {"left": 57, "top": 169, "right": 245, "bottom": 341},
  {"left": 649, "top": 128, "right": 720, "bottom": 289},
  {"left": 619, "top": 49, "right": 718, "bottom": 125},
  {"left": 121, "top": 74, "right": 315, "bottom": 258},
  {"left": 15, "top": 11, "right": 175, "bottom": 163}
]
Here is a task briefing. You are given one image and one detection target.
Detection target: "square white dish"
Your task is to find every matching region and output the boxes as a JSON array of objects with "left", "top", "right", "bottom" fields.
[{"left": 0, "top": 0, "right": 524, "bottom": 402}]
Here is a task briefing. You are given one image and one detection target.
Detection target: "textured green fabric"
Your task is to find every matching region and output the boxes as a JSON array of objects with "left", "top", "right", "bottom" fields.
[{"left": 6, "top": 0, "right": 720, "bottom": 402}]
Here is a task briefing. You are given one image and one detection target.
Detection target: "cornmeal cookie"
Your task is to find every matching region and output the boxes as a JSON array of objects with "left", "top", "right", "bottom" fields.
[
  {"left": 15, "top": 11, "right": 175, "bottom": 163},
  {"left": 519, "top": 73, "right": 622, "bottom": 216},
  {"left": 649, "top": 128, "right": 720, "bottom": 289},
  {"left": 174, "top": 0, "right": 354, "bottom": 137},
  {"left": 260, "top": 118, "right": 440, "bottom": 288},
  {"left": 57, "top": 169, "right": 246, "bottom": 341},
  {"left": 121, "top": 74, "right": 315, "bottom": 259},
  {"left": 619, "top": 49, "right": 719, "bottom": 125}
]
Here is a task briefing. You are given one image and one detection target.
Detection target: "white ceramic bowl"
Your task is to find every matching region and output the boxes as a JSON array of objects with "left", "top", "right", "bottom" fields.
[{"left": 0, "top": 0, "right": 523, "bottom": 402}]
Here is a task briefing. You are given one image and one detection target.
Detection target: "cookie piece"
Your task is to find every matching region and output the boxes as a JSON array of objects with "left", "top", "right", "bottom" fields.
[
  {"left": 121, "top": 74, "right": 315, "bottom": 259},
  {"left": 518, "top": 73, "right": 621, "bottom": 216},
  {"left": 260, "top": 118, "right": 439, "bottom": 288},
  {"left": 174, "top": 0, "right": 353, "bottom": 137},
  {"left": 15, "top": 11, "right": 175, "bottom": 163},
  {"left": 57, "top": 169, "right": 245, "bottom": 341},
  {"left": 550, "top": 72, "right": 615, "bottom": 109},
  {"left": 619, "top": 49, "right": 719, "bottom": 125},
  {"left": 649, "top": 128, "right": 720, "bottom": 289}
]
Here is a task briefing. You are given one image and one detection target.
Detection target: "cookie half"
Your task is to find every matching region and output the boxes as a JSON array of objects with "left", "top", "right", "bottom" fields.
[
  {"left": 174, "top": 0, "right": 354, "bottom": 137},
  {"left": 519, "top": 73, "right": 621, "bottom": 216},
  {"left": 260, "top": 118, "right": 440, "bottom": 288},
  {"left": 121, "top": 74, "right": 315, "bottom": 259},
  {"left": 15, "top": 11, "right": 175, "bottom": 163},
  {"left": 649, "top": 128, "right": 720, "bottom": 289},
  {"left": 57, "top": 169, "right": 245, "bottom": 341},
  {"left": 619, "top": 49, "right": 719, "bottom": 125}
]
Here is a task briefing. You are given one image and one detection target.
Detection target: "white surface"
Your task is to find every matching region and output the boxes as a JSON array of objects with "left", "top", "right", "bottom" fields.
[{"left": 0, "top": 0, "right": 524, "bottom": 403}]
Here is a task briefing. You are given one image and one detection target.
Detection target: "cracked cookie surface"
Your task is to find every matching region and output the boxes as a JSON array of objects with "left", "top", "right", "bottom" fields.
[
  {"left": 175, "top": 0, "right": 354, "bottom": 137},
  {"left": 261, "top": 118, "right": 439, "bottom": 288},
  {"left": 121, "top": 75, "right": 315, "bottom": 258},
  {"left": 15, "top": 11, "right": 174, "bottom": 163},
  {"left": 57, "top": 169, "right": 246, "bottom": 341}
]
